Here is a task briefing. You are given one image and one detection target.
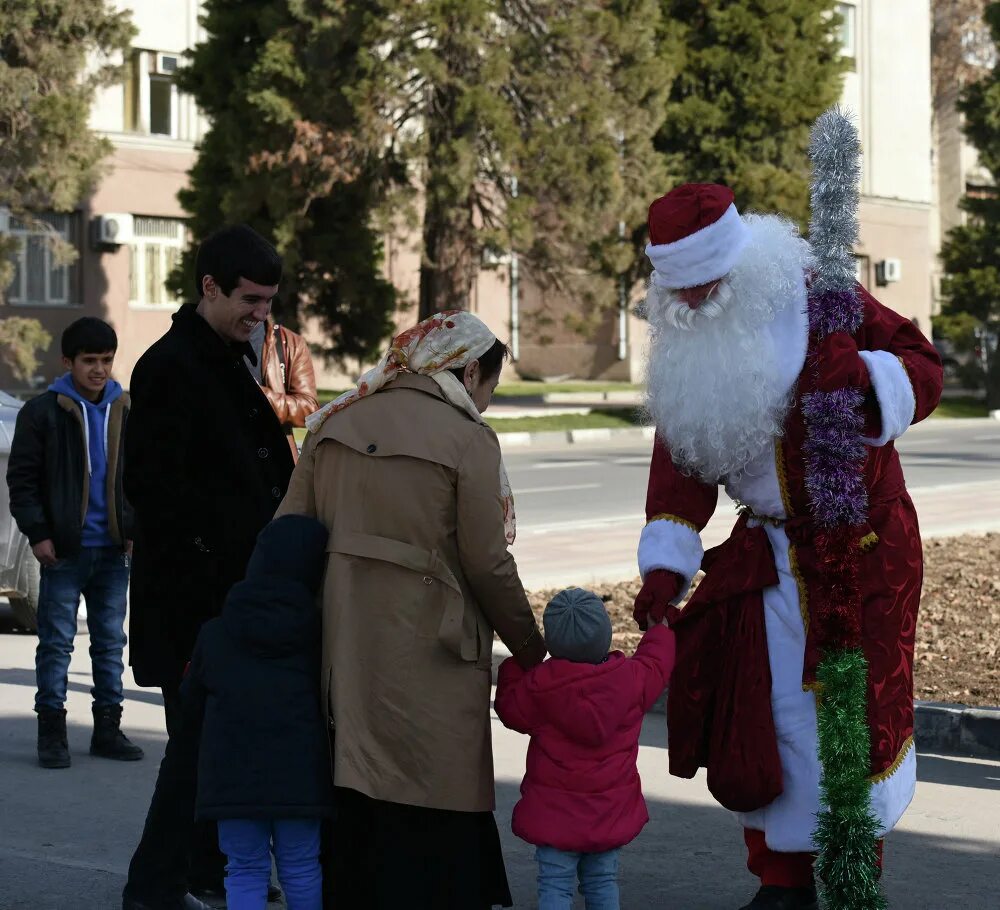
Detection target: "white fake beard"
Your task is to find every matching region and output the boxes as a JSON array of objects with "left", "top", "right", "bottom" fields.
[{"left": 644, "top": 214, "right": 812, "bottom": 483}]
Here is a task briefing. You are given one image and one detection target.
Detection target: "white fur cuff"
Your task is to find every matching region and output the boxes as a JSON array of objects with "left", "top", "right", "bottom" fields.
[
  {"left": 860, "top": 350, "right": 916, "bottom": 447},
  {"left": 637, "top": 518, "right": 704, "bottom": 602},
  {"left": 645, "top": 205, "right": 751, "bottom": 289}
]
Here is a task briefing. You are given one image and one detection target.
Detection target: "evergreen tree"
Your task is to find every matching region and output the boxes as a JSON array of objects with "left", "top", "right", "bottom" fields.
[
  {"left": 656, "top": 0, "right": 847, "bottom": 223},
  {"left": 340, "top": 0, "right": 675, "bottom": 320},
  {"left": 939, "top": 2, "right": 1000, "bottom": 407},
  {"left": 169, "top": 0, "right": 397, "bottom": 364},
  {"left": 175, "top": 0, "right": 674, "bottom": 346}
]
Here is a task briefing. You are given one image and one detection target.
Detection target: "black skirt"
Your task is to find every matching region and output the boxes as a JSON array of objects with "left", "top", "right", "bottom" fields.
[{"left": 324, "top": 786, "right": 513, "bottom": 909}]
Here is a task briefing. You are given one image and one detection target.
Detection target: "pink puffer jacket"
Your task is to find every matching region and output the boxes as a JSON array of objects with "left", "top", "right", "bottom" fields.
[{"left": 494, "top": 623, "right": 675, "bottom": 853}]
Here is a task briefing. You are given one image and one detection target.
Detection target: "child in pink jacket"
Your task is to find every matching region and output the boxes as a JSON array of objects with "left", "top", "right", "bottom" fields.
[{"left": 494, "top": 587, "right": 675, "bottom": 910}]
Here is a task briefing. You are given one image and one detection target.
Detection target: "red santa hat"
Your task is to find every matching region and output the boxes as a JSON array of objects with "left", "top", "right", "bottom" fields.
[{"left": 645, "top": 184, "right": 751, "bottom": 289}]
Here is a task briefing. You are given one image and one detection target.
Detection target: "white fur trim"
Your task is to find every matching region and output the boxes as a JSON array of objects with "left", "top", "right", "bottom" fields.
[
  {"left": 645, "top": 205, "right": 751, "bottom": 289},
  {"left": 859, "top": 350, "right": 916, "bottom": 447},
  {"left": 637, "top": 518, "right": 703, "bottom": 601},
  {"left": 738, "top": 525, "right": 916, "bottom": 850}
]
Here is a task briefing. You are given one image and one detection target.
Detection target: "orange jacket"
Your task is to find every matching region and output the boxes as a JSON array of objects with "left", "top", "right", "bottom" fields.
[{"left": 259, "top": 320, "right": 319, "bottom": 461}]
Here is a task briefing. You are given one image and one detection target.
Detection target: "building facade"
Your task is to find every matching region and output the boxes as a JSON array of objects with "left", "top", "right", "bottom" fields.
[
  {"left": 1, "top": 0, "right": 204, "bottom": 390},
  {"left": 2, "top": 0, "right": 938, "bottom": 391},
  {"left": 838, "top": 0, "right": 935, "bottom": 333}
]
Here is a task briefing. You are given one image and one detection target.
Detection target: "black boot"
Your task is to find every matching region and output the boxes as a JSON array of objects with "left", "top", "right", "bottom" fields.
[
  {"left": 739, "top": 885, "right": 819, "bottom": 910},
  {"left": 91, "top": 704, "right": 144, "bottom": 761},
  {"left": 37, "top": 709, "right": 71, "bottom": 768}
]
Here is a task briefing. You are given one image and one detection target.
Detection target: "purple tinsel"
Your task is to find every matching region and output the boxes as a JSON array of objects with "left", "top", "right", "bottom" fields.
[
  {"left": 808, "top": 288, "right": 864, "bottom": 339},
  {"left": 802, "top": 380, "right": 869, "bottom": 528}
]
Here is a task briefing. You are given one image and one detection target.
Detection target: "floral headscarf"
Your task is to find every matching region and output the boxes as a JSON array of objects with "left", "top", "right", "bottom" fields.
[{"left": 306, "top": 311, "right": 517, "bottom": 544}]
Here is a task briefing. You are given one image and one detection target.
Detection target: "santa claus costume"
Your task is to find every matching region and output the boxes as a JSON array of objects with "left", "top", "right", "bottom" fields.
[{"left": 633, "top": 183, "right": 942, "bottom": 910}]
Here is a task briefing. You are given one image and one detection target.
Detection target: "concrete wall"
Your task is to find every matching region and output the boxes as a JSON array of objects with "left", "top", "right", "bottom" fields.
[{"left": 839, "top": 0, "right": 934, "bottom": 330}]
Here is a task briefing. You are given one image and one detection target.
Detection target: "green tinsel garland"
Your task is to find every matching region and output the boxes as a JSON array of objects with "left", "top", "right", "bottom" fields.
[{"left": 813, "top": 648, "right": 887, "bottom": 910}]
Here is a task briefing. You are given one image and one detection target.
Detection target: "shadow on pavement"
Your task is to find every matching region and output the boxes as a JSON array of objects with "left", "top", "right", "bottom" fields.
[
  {"left": 0, "top": 667, "right": 165, "bottom": 709},
  {"left": 495, "top": 778, "right": 1000, "bottom": 909}
]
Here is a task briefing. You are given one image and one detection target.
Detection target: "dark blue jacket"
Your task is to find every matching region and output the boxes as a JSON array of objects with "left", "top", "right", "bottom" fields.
[{"left": 183, "top": 514, "right": 334, "bottom": 821}]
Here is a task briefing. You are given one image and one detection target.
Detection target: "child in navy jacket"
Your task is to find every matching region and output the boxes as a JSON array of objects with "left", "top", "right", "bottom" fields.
[{"left": 183, "top": 514, "right": 333, "bottom": 910}]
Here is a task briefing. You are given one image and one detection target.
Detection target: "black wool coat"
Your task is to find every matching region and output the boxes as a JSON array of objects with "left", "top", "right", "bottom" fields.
[
  {"left": 125, "top": 304, "right": 295, "bottom": 687},
  {"left": 183, "top": 515, "right": 334, "bottom": 821}
]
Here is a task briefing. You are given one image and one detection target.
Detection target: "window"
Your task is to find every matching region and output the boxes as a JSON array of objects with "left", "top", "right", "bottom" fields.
[
  {"left": 129, "top": 217, "right": 185, "bottom": 307},
  {"left": 4, "top": 213, "right": 81, "bottom": 306},
  {"left": 124, "top": 50, "right": 179, "bottom": 138},
  {"left": 837, "top": 3, "right": 856, "bottom": 58},
  {"left": 854, "top": 255, "right": 870, "bottom": 289}
]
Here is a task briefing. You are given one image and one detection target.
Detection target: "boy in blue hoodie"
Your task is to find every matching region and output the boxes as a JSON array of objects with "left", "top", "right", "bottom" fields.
[{"left": 8, "top": 317, "right": 142, "bottom": 768}]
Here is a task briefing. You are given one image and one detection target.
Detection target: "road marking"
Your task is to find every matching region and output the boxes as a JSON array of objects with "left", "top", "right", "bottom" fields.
[
  {"left": 613, "top": 457, "right": 651, "bottom": 466},
  {"left": 516, "top": 483, "right": 601, "bottom": 495},
  {"left": 899, "top": 436, "right": 945, "bottom": 446},
  {"left": 973, "top": 434, "right": 1000, "bottom": 442},
  {"left": 517, "top": 513, "right": 644, "bottom": 535},
  {"left": 529, "top": 460, "right": 601, "bottom": 470}
]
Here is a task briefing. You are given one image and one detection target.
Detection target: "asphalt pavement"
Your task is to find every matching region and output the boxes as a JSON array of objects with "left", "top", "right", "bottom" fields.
[
  {"left": 1, "top": 418, "right": 999, "bottom": 907},
  {"left": 505, "top": 418, "right": 1000, "bottom": 588},
  {"left": 1, "top": 627, "right": 998, "bottom": 909}
]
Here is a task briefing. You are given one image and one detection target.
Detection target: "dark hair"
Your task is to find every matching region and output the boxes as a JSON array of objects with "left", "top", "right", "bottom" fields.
[
  {"left": 61, "top": 317, "right": 118, "bottom": 359},
  {"left": 448, "top": 338, "right": 510, "bottom": 386},
  {"left": 194, "top": 224, "right": 282, "bottom": 300}
]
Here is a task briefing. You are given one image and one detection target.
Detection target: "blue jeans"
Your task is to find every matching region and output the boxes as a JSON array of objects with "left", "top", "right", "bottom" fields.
[
  {"left": 35, "top": 546, "right": 130, "bottom": 712},
  {"left": 217, "top": 818, "right": 322, "bottom": 910},
  {"left": 536, "top": 846, "right": 620, "bottom": 910}
]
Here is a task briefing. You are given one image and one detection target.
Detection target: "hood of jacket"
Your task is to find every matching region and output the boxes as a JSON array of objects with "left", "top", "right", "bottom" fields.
[
  {"left": 222, "top": 515, "right": 329, "bottom": 657},
  {"left": 50, "top": 373, "right": 123, "bottom": 412}
]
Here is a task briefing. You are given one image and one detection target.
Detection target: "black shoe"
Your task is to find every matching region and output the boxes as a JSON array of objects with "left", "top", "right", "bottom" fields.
[
  {"left": 739, "top": 885, "right": 819, "bottom": 910},
  {"left": 37, "top": 709, "right": 71, "bottom": 768},
  {"left": 267, "top": 883, "right": 282, "bottom": 903},
  {"left": 121, "top": 893, "right": 214, "bottom": 910},
  {"left": 91, "top": 704, "right": 144, "bottom": 761}
]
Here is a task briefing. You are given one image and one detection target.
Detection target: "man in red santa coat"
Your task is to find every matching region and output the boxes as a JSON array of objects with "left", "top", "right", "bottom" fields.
[{"left": 633, "top": 183, "right": 943, "bottom": 910}]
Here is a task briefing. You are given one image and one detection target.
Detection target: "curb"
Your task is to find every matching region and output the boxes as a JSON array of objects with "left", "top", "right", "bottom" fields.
[
  {"left": 498, "top": 426, "right": 654, "bottom": 447},
  {"left": 490, "top": 644, "right": 1000, "bottom": 759}
]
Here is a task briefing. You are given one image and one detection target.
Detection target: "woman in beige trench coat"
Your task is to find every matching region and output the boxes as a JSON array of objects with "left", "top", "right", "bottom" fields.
[{"left": 277, "top": 312, "right": 545, "bottom": 909}]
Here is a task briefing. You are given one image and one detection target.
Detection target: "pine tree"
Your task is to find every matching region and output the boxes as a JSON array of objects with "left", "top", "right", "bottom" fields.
[
  {"left": 170, "top": 0, "right": 398, "bottom": 364},
  {"left": 0, "top": 0, "right": 132, "bottom": 372},
  {"left": 939, "top": 2, "right": 1000, "bottom": 407},
  {"left": 656, "top": 0, "right": 847, "bottom": 223},
  {"left": 175, "top": 0, "right": 675, "bottom": 346},
  {"left": 349, "top": 0, "right": 675, "bottom": 320}
]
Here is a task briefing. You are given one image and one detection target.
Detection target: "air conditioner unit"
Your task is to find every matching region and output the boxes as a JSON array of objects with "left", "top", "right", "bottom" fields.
[
  {"left": 482, "top": 249, "right": 511, "bottom": 267},
  {"left": 93, "top": 214, "right": 134, "bottom": 247},
  {"left": 155, "top": 52, "right": 180, "bottom": 75},
  {"left": 875, "top": 258, "right": 902, "bottom": 285}
]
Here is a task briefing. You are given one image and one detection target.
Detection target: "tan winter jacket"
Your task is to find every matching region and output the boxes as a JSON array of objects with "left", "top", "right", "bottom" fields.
[{"left": 277, "top": 372, "right": 544, "bottom": 812}]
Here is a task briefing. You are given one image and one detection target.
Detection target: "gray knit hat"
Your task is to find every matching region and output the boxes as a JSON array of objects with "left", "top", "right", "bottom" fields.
[{"left": 542, "top": 588, "right": 612, "bottom": 664}]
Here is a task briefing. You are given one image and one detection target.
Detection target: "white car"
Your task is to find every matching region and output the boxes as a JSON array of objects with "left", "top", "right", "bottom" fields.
[{"left": 0, "top": 390, "right": 40, "bottom": 631}]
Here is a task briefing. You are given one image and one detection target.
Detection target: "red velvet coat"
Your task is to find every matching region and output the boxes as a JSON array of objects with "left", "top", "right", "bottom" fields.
[
  {"left": 495, "top": 624, "right": 675, "bottom": 853},
  {"left": 639, "top": 286, "right": 943, "bottom": 812}
]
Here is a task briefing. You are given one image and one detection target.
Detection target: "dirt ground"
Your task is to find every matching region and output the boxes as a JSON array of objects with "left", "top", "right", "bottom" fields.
[{"left": 527, "top": 533, "right": 1000, "bottom": 708}]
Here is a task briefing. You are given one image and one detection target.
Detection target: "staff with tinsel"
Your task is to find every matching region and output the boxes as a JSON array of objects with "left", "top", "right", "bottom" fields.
[{"left": 802, "top": 107, "right": 887, "bottom": 910}]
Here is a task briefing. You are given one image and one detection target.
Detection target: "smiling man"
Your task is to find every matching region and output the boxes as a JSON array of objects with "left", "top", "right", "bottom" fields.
[{"left": 122, "top": 225, "right": 295, "bottom": 910}]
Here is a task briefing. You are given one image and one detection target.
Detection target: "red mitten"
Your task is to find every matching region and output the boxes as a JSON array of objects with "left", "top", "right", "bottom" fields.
[
  {"left": 814, "top": 332, "right": 871, "bottom": 393},
  {"left": 633, "top": 569, "right": 683, "bottom": 631}
]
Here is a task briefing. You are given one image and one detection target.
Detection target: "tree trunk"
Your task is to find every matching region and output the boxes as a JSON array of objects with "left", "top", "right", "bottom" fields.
[
  {"left": 417, "top": 70, "right": 478, "bottom": 320},
  {"left": 418, "top": 200, "right": 478, "bottom": 320}
]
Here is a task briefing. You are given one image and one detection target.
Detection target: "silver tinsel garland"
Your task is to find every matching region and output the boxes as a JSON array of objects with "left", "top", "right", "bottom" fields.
[{"left": 808, "top": 107, "right": 863, "bottom": 302}]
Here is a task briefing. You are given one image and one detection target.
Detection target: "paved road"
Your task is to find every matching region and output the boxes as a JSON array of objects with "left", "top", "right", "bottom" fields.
[
  {"left": 1, "top": 627, "right": 998, "bottom": 909},
  {"left": 505, "top": 418, "right": 1000, "bottom": 589}
]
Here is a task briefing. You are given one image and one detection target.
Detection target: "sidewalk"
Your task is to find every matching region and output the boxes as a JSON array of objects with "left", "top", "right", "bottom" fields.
[{"left": 1, "top": 620, "right": 998, "bottom": 909}]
